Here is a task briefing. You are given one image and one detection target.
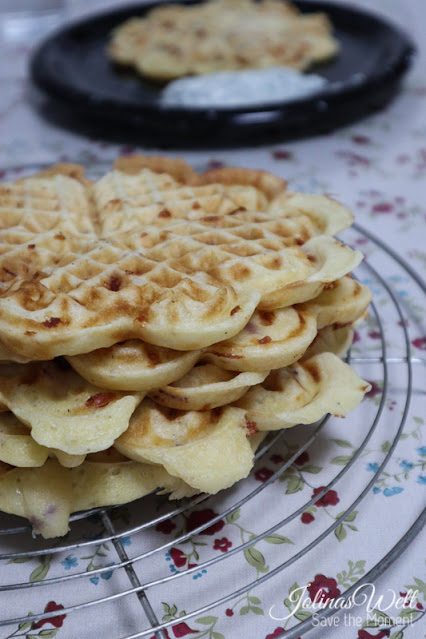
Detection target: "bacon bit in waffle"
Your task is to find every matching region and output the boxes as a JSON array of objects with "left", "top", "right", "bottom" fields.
[
  {"left": 158, "top": 208, "right": 172, "bottom": 218},
  {"left": 2, "top": 267, "right": 16, "bottom": 277},
  {"left": 43, "top": 317, "right": 61, "bottom": 328},
  {"left": 86, "top": 392, "right": 116, "bottom": 408},
  {"left": 106, "top": 274, "right": 122, "bottom": 291},
  {"left": 258, "top": 336, "right": 271, "bottom": 344},
  {"left": 245, "top": 417, "right": 258, "bottom": 437},
  {"left": 230, "top": 305, "right": 241, "bottom": 316}
]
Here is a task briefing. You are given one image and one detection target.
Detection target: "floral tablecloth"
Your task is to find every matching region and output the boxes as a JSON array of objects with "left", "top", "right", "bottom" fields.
[{"left": 0, "top": 2, "right": 425, "bottom": 639}]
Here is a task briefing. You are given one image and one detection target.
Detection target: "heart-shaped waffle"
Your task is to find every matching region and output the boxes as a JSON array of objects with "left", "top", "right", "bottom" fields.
[{"left": 0, "top": 157, "right": 360, "bottom": 359}]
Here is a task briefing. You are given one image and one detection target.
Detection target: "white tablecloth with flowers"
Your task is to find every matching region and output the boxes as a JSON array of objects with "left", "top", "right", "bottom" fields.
[{"left": 0, "top": 2, "right": 425, "bottom": 639}]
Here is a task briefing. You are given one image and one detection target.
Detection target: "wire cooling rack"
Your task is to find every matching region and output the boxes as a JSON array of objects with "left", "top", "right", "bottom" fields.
[{"left": 0, "top": 163, "right": 425, "bottom": 639}]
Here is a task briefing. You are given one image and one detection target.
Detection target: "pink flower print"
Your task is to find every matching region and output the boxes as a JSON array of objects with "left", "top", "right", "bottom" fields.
[
  {"left": 273, "top": 149, "right": 293, "bottom": 160},
  {"left": 308, "top": 575, "right": 341, "bottom": 603},
  {"left": 172, "top": 622, "right": 199, "bottom": 637},
  {"left": 365, "top": 381, "right": 382, "bottom": 398},
  {"left": 336, "top": 150, "right": 371, "bottom": 166},
  {"left": 170, "top": 548, "right": 187, "bottom": 568},
  {"left": 312, "top": 487, "right": 339, "bottom": 507},
  {"left": 255, "top": 467, "right": 274, "bottom": 483},
  {"left": 213, "top": 537, "right": 232, "bottom": 552},
  {"left": 185, "top": 509, "right": 225, "bottom": 535},
  {"left": 351, "top": 135, "right": 372, "bottom": 145},
  {"left": 301, "top": 512, "right": 315, "bottom": 524},
  {"left": 294, "top": 451, "right": 310, "bottom": 466},
  {"left": 32, "top": 602, "right": 66, "bottom": 629},
  {"left": 372, "top": 202, "right": 393, "bottom": 213},
  {"left": 156, "top": 519, "right": 177, "bottom": 534},
  {"left": 412, "top": 337, "right": 426, "bottom": 350}
]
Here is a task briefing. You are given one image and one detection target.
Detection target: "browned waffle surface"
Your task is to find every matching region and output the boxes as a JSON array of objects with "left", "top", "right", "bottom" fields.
[{"left": 0, "top": 157, "right": 361, "bottom": 359}]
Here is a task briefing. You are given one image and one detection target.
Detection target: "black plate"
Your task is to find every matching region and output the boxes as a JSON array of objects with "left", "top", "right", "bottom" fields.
[{"left": 30, "top": 0, "right": 415, "bottom": 147}]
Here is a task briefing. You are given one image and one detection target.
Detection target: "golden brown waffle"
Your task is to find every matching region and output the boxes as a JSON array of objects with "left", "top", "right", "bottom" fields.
[
  {"left": 67, "top": 276, "right": 371, "bottom": 389},
  {"left": 0, "top": 361, "right": 144, "bottom": 455},
  {"left": 0, "top": 456, "right": 198, "bottom": 538},
  {"left": 302, "top": 324, "right": 354, "bottom": 361},
  {"left": 0, "top": 412, "right": 86, "bottom": 468},
  {"left": 148, "top": 363, "right": 269, "bottom": 410},
  {"left": 205, "top": 276, "right": 371, "bottom": 371},
  {"left": 108, "top": 0, "right": 339, "bottom": 81},
  {"left": 0, "top": 157, "right": 361, "bottom": 359},
  {"left": 0, "top": 412, "right": 49, "bottom": 467},
  {"left": 0, "top": 350, "right": 369, "bottom": 538},
  {"left": 99, "top": 155, "right": 352, "bottom": 236},
  {"left": 66, "top": 340, "right": 201, "bottom": 391},
  {"left": 0, "top": 156, "right": 372, "bottom": 538},
  {"left": 236, "top": 352, "right": 371, "bottom": 429},
  {"left": 115, "top": 402, "right": 255, "bottom": 493}
]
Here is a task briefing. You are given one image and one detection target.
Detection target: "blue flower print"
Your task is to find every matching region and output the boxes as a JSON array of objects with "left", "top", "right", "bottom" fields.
[
  {"left": 192, "top": 569, "right": 207, "bottom": 580},
  {"left": 61, "top": 555, "right": 78, "bottom": 570},
  {"left": 366, "top": 462, "right": 379, "bottom": 472},
  {"left": 417, "top": 447, "right": 426, "bottom": 456},
  {"left": 101, "top": 563, "right": 115, "bottom": 580},
  {"left": 90, "top": 563, "right": 115, "bottom": 585},
  {"left": 399, "top": 460, "right": 414, "bottom": 471},
  {"left": 417, "top": 475, "right": 426, "bottom": 485},
  {"left": 383, "top": 487, "right": 404, "bottom": 496}
]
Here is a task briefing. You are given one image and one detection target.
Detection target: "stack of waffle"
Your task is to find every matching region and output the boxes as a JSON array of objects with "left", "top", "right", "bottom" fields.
[{"left": 0, "top": 156, "right": 371, "bottom": 537}]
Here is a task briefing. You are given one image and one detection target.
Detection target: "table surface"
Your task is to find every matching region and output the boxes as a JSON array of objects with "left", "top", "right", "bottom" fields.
[{"left": 0, "top": 2, "right": 425, "bottom": 639}]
